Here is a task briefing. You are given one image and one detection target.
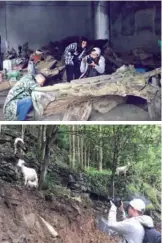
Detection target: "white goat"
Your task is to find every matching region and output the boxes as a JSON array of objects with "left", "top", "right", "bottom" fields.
[
  {"left": 14, "top": 137, "right": 24, "bottom": 154},
  {"left": 17, "top": 159, "right": 38, "bottom": 187},
  {"left": 115, "top": 162, "right": 130, "bottom": 176},
  {"left": 27, "top": 180, "right": 38, "bottom": 188}
]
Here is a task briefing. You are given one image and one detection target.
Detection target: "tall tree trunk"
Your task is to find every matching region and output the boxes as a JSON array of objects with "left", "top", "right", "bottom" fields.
[
  {"left": 39, "top": 125, "right": 58, "bottom": 190},
  {"left": 69, "top": 126, "right": 72, "bottom": 167},
  {"left": 84, "top": 143, "right": 87, "bottom": 169},
  {"left": 83, "top": 126, "right": 87, "bottom": 169},
  {"left": 87, "top": 143, "right": 90, "bottom": 169},
  {"left": 96, "top": 147, "right": 99, "bottom": 167},
  {"left": 80, "top": 133, "right": 84, "bottom": 169},
  {"left": 36, "top": 125, "right": 43, "bottom": 161},
  {"left": 99, "top": 125, "right": 103, "bottom": 171},
  {"left": 77, "top": 126, "right": 80, "bottom": 167},
  {"left": 110, "top": 172, "right": 115, "bottom": 198},
  {"left": 42, "top": 125, "right": 47, "bottom": 162},
  {"left": 20, "top": 125, "right": 26, "bottom": 156},
  {"left": 72, "top": 125, "right": 75, "bottom": 168},
  {"left": 21, "top": 125, "right": 26, "bottom": 140},
  {"left": 110, "top": 126, "right": 119, "bottom": 198},
  {"left": 39, "top": 141, "right": 49, "bottom": 190},
  {"left": 39, "top": 125, "right": 47, "bottom": 189}
]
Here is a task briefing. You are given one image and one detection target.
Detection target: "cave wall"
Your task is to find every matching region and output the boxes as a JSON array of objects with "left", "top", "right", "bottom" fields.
[{"left": 110, "top": 1, "right": 161, "bottom": 52}]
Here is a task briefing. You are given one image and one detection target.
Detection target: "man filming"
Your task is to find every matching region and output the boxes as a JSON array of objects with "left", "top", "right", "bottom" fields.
[
  {"left": 103, "top": 198, "right": 156, "bottom": 243},
  {"left": 80, "top": 47, "right": 105, "bottom": 79}
]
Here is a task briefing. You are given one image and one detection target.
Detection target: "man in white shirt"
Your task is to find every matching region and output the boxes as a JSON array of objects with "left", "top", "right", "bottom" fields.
[
  {"left": 80, "top": 47, "right": 105, "bottom": 79},
  {"left": 101, "top": 198, "right": 154, "bottom": 243}
]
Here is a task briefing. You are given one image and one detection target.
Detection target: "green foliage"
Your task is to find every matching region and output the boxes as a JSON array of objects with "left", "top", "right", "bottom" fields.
[
  {"left": 3, "top": 124, "right": 160, "bottom": 219},
  {"left": 85, "top": 167, "right": 111, "bottom": 176},
  {"left": 142, "top": 183, "right": 160, "bottom": 209},
  {"left": 48, "top": 184, "right": 71, "bottom": 197},
  {"left": 127, "top": 183, "right": 139, "bottom": 194},
  {"left": 126, "top": 181, "right": 161, "bottom": 220},
  {"left": 85, "top": 170, "right": 111, "bottom": 196},
  {"left": 56, "top": 125, "right": 70, "bottom": 150},
  {"left": 42, "top": 175, "right": 71, "bottom": 197},
  {"left": 56, "top": 124, "right": 161, "bottom": 217}
]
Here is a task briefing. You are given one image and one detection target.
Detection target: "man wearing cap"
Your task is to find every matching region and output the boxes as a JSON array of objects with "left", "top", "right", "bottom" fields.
[
  {"left": 106, "top": 198, "right": 154, "bottom": 243},
  {"left": 3, "top": 73, "right": 46, "bottom": 121},
  {"left": 80, "top": 47, "right": 105, "bottom": 79}
]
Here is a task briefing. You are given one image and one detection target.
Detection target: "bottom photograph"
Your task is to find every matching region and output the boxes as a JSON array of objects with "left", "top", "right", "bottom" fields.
[{"left": 0, "top": 125, "right": 161, "bottom": 243}]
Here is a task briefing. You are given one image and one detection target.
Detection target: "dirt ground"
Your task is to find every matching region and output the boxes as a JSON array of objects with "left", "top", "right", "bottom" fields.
[
  {"left": 0, "top": 182, "right": 118, "bottom": 243},
  {"left": 41, "top": 104, "right": 151, "bottom": 121},
  {"left": 89, "top": 104, "right": 150, "bottom": 121}
]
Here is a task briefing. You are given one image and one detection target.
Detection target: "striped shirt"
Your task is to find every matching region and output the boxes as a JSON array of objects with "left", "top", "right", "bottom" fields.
[{"left": 64, "top": 42, "right": 86, "bottom": 65}]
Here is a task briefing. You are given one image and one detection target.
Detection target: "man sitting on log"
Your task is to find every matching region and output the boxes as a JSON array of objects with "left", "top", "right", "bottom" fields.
[
  {"left": 64, "top": 37, "right": 88, "bottom": 82},
  {"left": 3, "top": 73, "right": 46, "bottom": 121},
  {"left": 80, "top": 47, "right": 105, "bottom": 78}
]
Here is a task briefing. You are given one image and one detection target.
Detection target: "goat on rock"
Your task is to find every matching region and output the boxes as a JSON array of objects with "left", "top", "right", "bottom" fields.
[
  {"left": 14, "top": 137, "right": 25, "bottom": 154},
  {"left": 115, "top": 162, "right": 130, "bottom": 176},
  {"left": 27, "top": 180, "right": 38, "bottom": 188},
  {"left": 17, "top": 159, "right": 38, "bottom": 187}
]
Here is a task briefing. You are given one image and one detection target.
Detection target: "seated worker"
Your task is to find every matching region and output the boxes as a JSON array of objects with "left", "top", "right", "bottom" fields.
[
  {"left": 3, "top": 73, "right": 46, "bottom": 121},
  {"left": 64, "top": 36, "right": 88, "bottom": 82},
  {"left": 80, "top": 47, "right": 105, "bottom": 78}
]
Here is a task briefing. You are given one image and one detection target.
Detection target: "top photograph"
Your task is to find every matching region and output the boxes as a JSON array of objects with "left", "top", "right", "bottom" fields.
[{"left": 0, "top": 1, "right": 161, "bottom": 121}]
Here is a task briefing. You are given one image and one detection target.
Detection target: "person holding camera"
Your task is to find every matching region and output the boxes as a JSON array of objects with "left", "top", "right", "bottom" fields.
[
  {"left": 106, "top": 198, "right": 155, "bottom": 243},
  {"left": 64, "top": 37, "right": 88, "bottom": 82},
  {"left": 80, "top": 47, "right": 105, "bottom": 79}
]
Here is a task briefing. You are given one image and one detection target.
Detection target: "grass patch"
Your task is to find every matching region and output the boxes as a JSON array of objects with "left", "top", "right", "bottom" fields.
[
  {"left": 85, "top": 167, "right": 111, "bottom": 176},
  {"left": 42, "top": 176, "right": 71, "bottom": 197},
  {"left": 85, "top": 167, "right": 111, "bottom": 196}
]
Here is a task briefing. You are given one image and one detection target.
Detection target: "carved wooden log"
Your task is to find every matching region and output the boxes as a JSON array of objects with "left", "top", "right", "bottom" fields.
[
  {"left": 32, "top": 66, "right": 161, "bottom": 121},
  {"left": 0, "top": 81, "right": 17, "bottom": 91},
  {"left": 40, "top": 65, "right": 65, "bottom": 77},
  {"left": 36, "top": 57, "right": 57, "bottom": 71},
  {"left": 63, "top": 101, "right": 92, "bottom": 121}
]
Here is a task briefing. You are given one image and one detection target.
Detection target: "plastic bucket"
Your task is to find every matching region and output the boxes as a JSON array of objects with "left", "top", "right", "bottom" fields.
[
  {"left": 135, "top": 68, "right": 146, "bottom": 73},
  {"left": 3, "top": 59, "right": 12, "bottom": 71}
]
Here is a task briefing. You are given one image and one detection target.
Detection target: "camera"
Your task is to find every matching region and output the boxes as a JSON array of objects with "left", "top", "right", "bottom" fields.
[
  {"left": 107, "top": 197, "right": 122, "bottom": 208},
  {"left": 87, "top": 56, "right": 94, "bottom": 64}
]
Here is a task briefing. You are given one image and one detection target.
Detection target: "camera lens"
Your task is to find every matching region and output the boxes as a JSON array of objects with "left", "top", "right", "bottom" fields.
[{"left": 87, "top": 57, "right": 92, "bottom": 64}]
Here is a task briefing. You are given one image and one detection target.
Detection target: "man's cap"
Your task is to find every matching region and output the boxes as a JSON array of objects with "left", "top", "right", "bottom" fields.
[
  {"left": 129, "top": 198, "right": 146, "bottom": 212},
  {"left": 92, "top": 47, "right": 101, "bottom": 56}
]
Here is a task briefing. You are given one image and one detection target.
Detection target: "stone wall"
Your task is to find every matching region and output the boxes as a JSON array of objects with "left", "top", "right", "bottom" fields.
[
  {"left": 0, "top": 1, "right": 93, "bottom": 53},
  {"left": 110, "top": 1, "right": 161, "bottom": 53}
]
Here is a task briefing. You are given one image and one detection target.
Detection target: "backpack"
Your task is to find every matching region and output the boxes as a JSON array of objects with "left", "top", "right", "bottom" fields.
[{"left": 143, "top": 227, "right": 161, "bottom": 243}]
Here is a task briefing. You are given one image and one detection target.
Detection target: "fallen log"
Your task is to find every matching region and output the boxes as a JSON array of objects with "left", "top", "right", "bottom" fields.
[
  {"left": 36, "top": 57, "right": 57, "bottom": 71},
  {"left": 132, "top": 48, "right": 153, "bottom": 60},
  {"left": 40, "top": 65, "right": 65, "bottom": 77},
  {"left": 63, "top": 101, "right": 92, "bottom": 121},
  {"left": 31, "top": 66, "right": 161, "bottom": 121},
  {"left": 0, "top": 81, "right": 17, "bottom": 91}
]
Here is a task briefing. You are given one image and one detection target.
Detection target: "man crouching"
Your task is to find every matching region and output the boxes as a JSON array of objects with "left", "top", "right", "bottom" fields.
[
  {"left": 80, "top": 47, "right": 105, "bottom": 79},
  {"left": 3, "top": 73, "right": 46, "bottom": 121}
]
